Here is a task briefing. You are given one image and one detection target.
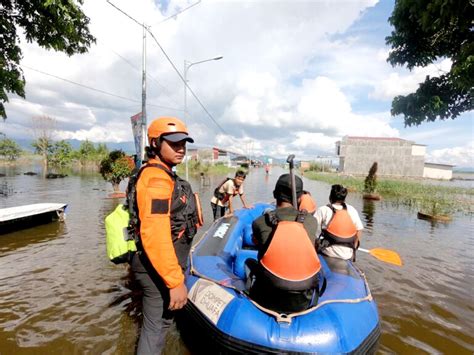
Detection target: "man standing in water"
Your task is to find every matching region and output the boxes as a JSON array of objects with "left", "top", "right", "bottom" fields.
[
  {"left": 130, "top": 117, "right": 200, "bottom": 354},
  {"left": 210, "top": 170, "right": 249, "bottom": 220}
]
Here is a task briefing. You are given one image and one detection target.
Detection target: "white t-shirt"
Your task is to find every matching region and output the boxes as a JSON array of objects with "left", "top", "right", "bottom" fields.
[
  {"left": 210, "top": 179, "right": 244, "bottom": 207},
  {"left": 314, "top": 203, "right": 363, "bottom": 260}
]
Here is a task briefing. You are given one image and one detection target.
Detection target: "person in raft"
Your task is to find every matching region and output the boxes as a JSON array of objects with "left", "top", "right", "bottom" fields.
[
  {"left": 315, "top": 184, "right": 363, "bottom": 261},
  {"left": 246, "top": 174, "right": 322, "bottom": 313},
  {"left": 210, "top": 170, "right": 250, "bottom": 220}
]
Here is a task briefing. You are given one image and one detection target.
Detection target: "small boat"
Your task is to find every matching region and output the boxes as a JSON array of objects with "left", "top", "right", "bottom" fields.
[
  {"left": 0, "top": 203, "right": 67, "bottom": 235},
  {"left": 177, "top": 203, "right": 380, "bottom": 354}
]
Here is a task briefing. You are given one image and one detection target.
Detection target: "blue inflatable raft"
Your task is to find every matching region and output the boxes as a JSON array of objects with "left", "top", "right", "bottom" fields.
[{"left": 177, "top": 203, "right": 380, "bottom": 354}]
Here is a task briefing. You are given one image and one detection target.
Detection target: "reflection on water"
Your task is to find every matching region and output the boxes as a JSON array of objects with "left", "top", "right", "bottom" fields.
[
  {"left": 362, "top": 199, "right": 376, "bottom": 229},
  {"left": 0, "top": 221, "right": 66, "bottom": 255},
  {"left": 0, "top": 165, "right": 473, "bottom": 354}
]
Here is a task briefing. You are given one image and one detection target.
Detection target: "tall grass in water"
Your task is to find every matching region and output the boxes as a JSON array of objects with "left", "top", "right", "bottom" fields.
[
  {"left": 176, "top": 160, "right": 235, "bottom": 176},
  {"left": 304, "top": 172, "right": 473, "bottom": 215}
]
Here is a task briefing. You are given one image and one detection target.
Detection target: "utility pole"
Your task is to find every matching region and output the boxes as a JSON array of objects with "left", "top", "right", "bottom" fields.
[
  {"left": 183, "top": 60, "right": 188, "bottom": 179},
  {"left": 140, "top": 24, "right": 147, "bottom": 165}
]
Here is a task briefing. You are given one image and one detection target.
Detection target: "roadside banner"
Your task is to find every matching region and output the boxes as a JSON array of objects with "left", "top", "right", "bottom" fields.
[{"left": 130, "top": 112, "right": 142, "bottom": 160}]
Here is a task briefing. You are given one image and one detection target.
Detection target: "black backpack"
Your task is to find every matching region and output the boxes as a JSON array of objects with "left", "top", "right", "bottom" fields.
[{"left": 213, "top": 177, "right": 232, "bottom": 201}]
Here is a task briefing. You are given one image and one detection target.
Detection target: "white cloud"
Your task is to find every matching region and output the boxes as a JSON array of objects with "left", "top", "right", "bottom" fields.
[
  {"left": 1, "top": 0, "right": 469, "bottom": 161},
  {"left": 370, "top": 59, "right": 452, "bottom": 100},
  {"left": 426, "top": 142, "right": 474, "bottom": 168}
]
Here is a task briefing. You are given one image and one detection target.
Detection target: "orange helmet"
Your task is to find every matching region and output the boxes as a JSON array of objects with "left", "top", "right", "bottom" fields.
[{"left": 147, "top": 116, "right": 194, "bottom": 144}]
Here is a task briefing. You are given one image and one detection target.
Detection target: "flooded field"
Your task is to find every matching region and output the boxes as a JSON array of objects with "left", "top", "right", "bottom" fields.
[{"left": 0, "top": 164, "right": 473, "bottom": 354}]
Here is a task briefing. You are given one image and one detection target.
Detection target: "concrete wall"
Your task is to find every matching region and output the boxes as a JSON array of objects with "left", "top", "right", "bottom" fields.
[
  {"left": 411, "top": 144, "right": 426, "bottom": 156},
  {"left": 423, "top": 164, "right": 453, "bottom": 180},
  {"left": 338, "top": 138, "right": 425, "bottom": 177}
]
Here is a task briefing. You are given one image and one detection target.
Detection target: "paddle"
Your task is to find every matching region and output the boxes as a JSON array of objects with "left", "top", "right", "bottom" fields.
[
  {"left": 358, "top": 247, "right": 403, "bottom": 266},
  {"left": 286, "top": 154, "right": 297, "bottom": 208}
]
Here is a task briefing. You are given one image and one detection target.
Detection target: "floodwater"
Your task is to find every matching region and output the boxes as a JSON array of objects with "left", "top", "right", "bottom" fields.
[{"left": 0, "top": 165, "right": 473, "bottom": 354}]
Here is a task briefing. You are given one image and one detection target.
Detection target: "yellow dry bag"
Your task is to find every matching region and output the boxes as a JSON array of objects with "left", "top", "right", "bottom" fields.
[{"left": 105, "top": 204, "right": 137, "bottom": 264}]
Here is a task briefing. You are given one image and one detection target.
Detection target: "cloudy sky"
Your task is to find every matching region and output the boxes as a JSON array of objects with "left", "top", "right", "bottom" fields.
[{"left": 2, "top": 0, "right": 473, "bottom": 166}]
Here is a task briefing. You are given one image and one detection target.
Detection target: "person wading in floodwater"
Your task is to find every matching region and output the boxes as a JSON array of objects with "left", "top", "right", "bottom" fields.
[
  {"left": 210, "top": 170, "right": 250, "bottom": 220},
  {"left": 130, "top": 116, "right": 202, "bottom": 354}
]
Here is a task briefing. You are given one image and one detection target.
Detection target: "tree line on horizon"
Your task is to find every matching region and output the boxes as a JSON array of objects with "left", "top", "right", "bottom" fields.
[{"left": 0, "top": 131, "right": 110, "bottom": 172}]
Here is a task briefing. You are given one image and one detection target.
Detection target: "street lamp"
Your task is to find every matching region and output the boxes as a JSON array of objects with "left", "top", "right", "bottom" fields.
[{"left": 183, "top": 55, "right": 223, "bottom": 180}]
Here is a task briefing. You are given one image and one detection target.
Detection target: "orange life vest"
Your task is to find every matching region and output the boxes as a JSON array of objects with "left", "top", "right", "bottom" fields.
[
  {"left": 299, "top": 191, "right": 317, "bottom": 214},
  {"left": 321, "top": 203, "right": 357, "bottom": 248},
  {"left": 260, "top": 211, "right": 321, "bottom": 291}
]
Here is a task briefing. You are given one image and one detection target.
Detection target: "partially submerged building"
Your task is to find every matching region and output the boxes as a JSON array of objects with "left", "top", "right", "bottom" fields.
[
  {"left": 187, "top": 147, "right": 246, "bottom": 167},
  {"left": 335, "top": 136, "right": 453, "bottom": 180},
  {"left": 423, "top": 163, "right": 454, "bottom": 180}
]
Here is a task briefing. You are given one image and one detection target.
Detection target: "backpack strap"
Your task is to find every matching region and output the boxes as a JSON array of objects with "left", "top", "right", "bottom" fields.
[
  {"left": 265, "top": 210, "right": 279, "bottom": 226},
  {"left": 295, "top": 210, "right": 307, "bottom": 224}
]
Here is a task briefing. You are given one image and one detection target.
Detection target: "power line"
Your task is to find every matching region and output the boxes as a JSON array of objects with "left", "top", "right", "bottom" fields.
[
  {"left": 105, "top": 0, "right": 228, "bottom": 136},
  {"left": 99, "top": 41, "right": 182, "bottom": 108},
  {"left": 150, "top": 0, "right": 201, "bottom": 27},
  {"left": 21, "top": 65, "right": 183, "bottom": 112},
  {"left": 105, "top": 0, "right": 143, "bottom": 27},
  {"left": 146, "top": 30, "right": 228, "bottom": 135}
]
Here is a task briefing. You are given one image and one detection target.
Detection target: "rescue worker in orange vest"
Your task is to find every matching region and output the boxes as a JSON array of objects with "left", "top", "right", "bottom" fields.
[
  {"left": 315, "top": 184, "right": 363, "bottom": 261},
  {"left": 246, "top": 174, "right": 322, "bottom": 313},
  {"left": 130, "top": 117, "right": 201, "bottom": 354},
  {"left": 299, "top": 190, "right": 317, "bottom": 214}
]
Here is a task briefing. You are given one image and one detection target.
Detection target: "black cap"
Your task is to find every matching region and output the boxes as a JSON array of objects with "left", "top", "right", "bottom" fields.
[
  {"left": 161, "top": 132, "right": 194, "bottom": 143},
  {"left": 273, "top": 174, "right": 303, "bottom": 202}
]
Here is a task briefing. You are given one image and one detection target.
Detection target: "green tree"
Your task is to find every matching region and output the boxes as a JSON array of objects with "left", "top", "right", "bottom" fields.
[
  {"left": 0, "top": 133, "right": 21, "bottom": 161},
  {"left": 32, "top": 137, "right": 53, "bottom": 169},
  {"left": 99, "top": 150, "right": 135, "bottom": 192},
  {"left": 1, "top": 0, "right": 95, "bottom": 119},
  {"left": 364, "top": 162, "right": 378, "bottom": 194},
  {"left": 386, "top": 0, "right": 473, "bottom": 126},
  {"left": 31, "top": 115, "right": 56, "bottom": 171},
  {"left": 77, "top": 139, "right": 96, "bottom": 166},
  {"left": 49, "top": 140, "right": 73, "bottom": 169},
  {"left": 95, "top": 143, "right": 109, "bottom": 162}
]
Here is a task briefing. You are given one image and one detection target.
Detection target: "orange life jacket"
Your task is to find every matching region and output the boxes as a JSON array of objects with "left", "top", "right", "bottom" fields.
[
  {"left": 299, "top": 191, "right": 317, "bottom": 214},
  {"left": 133, "top": 160, "right": 202, "bottom": 288},
  {"left": 259, "top": 211, "right": 321, "bottom": 291},
  {"left": 321, "top": 203, "right": 357, "bottom": 249}
]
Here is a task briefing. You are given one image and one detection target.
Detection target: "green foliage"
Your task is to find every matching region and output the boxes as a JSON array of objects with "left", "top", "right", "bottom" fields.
[
  {"left": 305, "top": 171, "right": 473, "bottom": 215},
  {"left": 1, "top": 0, "right": 96, "bottom": 119},
  {"left": 73, "top": 140, "right": 109, "bottom": 167},
  {"left": 175, "top": 160, "right": 234, "bottom": 176},
  {"left": 99, "top": 150, "right": 135, "bottom": 187},
  {"left": 32, "top": 137, "right": 53, "bottom": 156},
  {"left": 386, "top": 0, "right": 473, "bottom": 126},
  {"left": 95, "top": 143, "right": 109, "bottom": 161},
  {"left": 364, "top": 162, "right": 378, "bottom": 193},
  {"left": 308, "top": 162, "right": 324, "bottom": 172},
  {"left": 49, "top": 140, "right": 73, "bottom": 169},
  {"left": 0, "top": 134, "right": 21, "bottom": 160},
  {"left": 76, "top": 140, "right": 96, "bottom": 166}
]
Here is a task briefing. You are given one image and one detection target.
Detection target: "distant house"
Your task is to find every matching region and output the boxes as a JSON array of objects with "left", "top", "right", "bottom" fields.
[
  {"left": 423, "top": 163, "right": 454, "bottom": 180},
  {"left": 300, "top": 161, "right": 311, "bottom": 170},
  {"left": 335, "top": 136, "right": 453, "bottom": 180}
]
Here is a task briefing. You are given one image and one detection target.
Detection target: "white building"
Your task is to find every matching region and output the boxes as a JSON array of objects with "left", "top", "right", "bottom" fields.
[{"left": 423, "top": 163, "right": 454, "bottom": 180}]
